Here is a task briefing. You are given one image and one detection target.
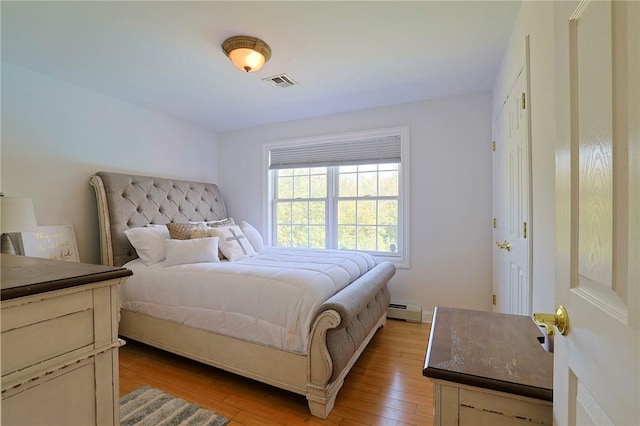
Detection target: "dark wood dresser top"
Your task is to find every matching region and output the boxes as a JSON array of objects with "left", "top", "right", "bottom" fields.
[
  {"left": 1, "top": 254, "right": 132, "bottom": 300},
  {"left": 423, "top": 306, "right": 553, "bottom": 401}
]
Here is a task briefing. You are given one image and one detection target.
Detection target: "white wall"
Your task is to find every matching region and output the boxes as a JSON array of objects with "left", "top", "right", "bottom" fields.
[
  {"left": 492, "top": 2, "right": 556, "bottom": 314},
  {"left": 218, "top": 92, "right": 494, "bottom": 319},
  {"left": 1, "top": 62, "right": 218, "bottom": 264}
]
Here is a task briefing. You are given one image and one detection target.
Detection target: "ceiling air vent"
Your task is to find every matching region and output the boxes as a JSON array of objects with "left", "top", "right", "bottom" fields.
[{"left": 263, "top": 73, "right": 297, "bottom": 88}]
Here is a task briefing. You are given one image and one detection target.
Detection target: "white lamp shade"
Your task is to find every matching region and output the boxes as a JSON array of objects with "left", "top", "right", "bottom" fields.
[
  {"left": 1, "top": 197, "right": 38, "bottom": 233},
  {"left": 228, "top": 48, "right": 266, "bottom": 72}
]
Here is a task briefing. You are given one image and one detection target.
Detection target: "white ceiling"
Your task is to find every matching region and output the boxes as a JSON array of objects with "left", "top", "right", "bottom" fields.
[{"left": 1, "top": 1, "right": 521, "bottom": 133}]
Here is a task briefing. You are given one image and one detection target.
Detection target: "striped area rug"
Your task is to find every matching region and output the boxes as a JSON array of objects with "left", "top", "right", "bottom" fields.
[{"left": 120, "top": 386, "right": 230, "bottom": 426}]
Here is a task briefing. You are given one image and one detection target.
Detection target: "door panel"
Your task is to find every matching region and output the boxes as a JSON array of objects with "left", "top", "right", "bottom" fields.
[{"left": 554, "top": 1, "right": 639, "bottom": 424}]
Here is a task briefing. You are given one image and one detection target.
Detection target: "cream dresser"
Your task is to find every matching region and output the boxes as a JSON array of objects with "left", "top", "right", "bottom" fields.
[
  {"left": 423, "top": 307, "right": 553, "bottom": 426},
  {"left": 1, "top": 254, "right": 132, "bottom": 425}
]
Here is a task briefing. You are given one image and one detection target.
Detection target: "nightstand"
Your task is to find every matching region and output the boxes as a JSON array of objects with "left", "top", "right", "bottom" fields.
[{"left": 423, "top": 306, "right": 553, "bottom": 425}]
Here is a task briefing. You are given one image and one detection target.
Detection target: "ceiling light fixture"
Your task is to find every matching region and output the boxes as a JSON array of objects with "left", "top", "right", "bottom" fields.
[{"left": 222, "top": 35, "right": 271, "bottom": 73}]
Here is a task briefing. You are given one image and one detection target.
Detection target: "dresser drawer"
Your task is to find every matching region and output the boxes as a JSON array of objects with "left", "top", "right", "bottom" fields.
[
  {"left": 1, "top": 290, "right": 94, "bottom": 376},
  {"left": 2, "top": 360, "right": 96, "bottom": 426},
  {"left": 460, "top": 388, "right": 552, "bottom": 425}
]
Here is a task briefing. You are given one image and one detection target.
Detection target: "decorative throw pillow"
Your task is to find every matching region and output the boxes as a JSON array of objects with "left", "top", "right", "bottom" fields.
[
  {"left": 163, "top": 237, "right": 220, "bottom": 267},
  {"left": 241, "top": 221, "right": 264, "bottom": 252},
  {"left": 166, "top": 222, "right": 209, "bottom": 240},
  {"left": 124, "top": 227, "right": 168, "bottom": 265},
  {"left": 205, "top": 217, "right": 235, "bottom": 228},
  {"left": 208, "top": 225, "right": 256, "bottom": 261},
  {"left": 189, "top": 218, "right": 235, "bottom": 227},
  {"left": 196, "top": 218, "right": 236, "bottom": 260}
]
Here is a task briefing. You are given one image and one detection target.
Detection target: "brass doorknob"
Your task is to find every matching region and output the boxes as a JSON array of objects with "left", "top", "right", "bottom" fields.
[
  {"left": 533, "top": 306, "right": 569, "bottom": 336},
  {"left": 495, "top": 240, "right": 511, "bottom": 251}
]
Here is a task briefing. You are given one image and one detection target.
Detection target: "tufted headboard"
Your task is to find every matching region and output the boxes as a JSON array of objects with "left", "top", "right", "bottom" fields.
[{"left": 89, "top": 171, "right": 227, "bottom": 267}]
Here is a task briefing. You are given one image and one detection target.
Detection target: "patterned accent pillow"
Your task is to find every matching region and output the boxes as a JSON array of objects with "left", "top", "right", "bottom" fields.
[
  {"left": 189, "top": 217, "right": 235, "bottom": 228},
  {"left": 166, "top": 223, "right": 209, "bottom": 240},
  {"left": 208, "top": 225, "right": 256, "bottom": 261},
  {"left": 201, "top": 218, "right": 235, "bottom": 260},
  {"left": 205, "top": 217, "right": 235, "bottom": 228}
]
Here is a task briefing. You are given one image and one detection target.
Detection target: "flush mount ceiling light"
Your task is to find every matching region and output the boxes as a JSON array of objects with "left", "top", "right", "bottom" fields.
[{"left": 222, "top": 35, "right": 271, "bottom": 73}]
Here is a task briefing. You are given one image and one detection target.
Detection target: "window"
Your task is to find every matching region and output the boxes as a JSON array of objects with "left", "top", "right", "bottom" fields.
[
  {"left": 275, "top": 167, "right": 327, "bottom": 248},
  {"left": 264, "top": 126, "right": 409, "bottom": 267}
]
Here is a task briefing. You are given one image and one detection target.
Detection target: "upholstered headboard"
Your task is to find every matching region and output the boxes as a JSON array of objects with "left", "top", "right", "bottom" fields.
[{"left": 90, "top": 171, "right": 227, "bottom": 267}]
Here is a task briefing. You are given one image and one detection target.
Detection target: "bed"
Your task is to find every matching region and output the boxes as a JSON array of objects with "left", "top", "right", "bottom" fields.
[{"left": 89, "top": 171, "right": 394, "bottom": 418}]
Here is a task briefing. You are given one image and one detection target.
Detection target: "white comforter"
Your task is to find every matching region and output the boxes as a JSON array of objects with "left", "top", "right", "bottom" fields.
[{"left": 120, "top": 247, "right": 377, "bottom": 354}]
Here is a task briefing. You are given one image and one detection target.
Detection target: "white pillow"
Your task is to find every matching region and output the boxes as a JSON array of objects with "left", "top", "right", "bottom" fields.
[
  {"left": 146, "top": 223, "right": 170, "bottom": 238},
  {"left": 241, "top": 221, "right": 264, "bottom": 252},
  {"left": 163, "top": 237, "right": 220, "bottom": 267},
  {"left": 208, "top": 225, "right": 256, "bottom": 261},
  {"left": 124, "top": 227, "right": 168, "bottom": 265}
]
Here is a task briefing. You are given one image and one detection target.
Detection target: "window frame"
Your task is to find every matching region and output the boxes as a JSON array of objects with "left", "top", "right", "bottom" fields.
[{"left": 263, "top": 126, "right": 410, "bottom": 268}]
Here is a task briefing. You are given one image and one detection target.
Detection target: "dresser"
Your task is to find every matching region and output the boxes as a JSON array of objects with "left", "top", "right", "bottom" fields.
[
  {"left": 423, "top": 307, "right": 553, "bottom": 426},
  {"left": 1, "top": 254, "right": 132, "bottom": 426}
]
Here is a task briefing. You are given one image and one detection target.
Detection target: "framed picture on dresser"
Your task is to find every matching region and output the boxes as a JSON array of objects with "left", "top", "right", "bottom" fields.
[{"left": 10, "top": 225, "right": 79, "bottom": 262}]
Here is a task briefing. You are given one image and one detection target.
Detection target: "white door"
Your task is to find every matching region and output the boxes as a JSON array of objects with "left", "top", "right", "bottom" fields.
[
  {"left": 493, "top": 50, "right": 532, "bottom": 316},
  {"left": 553, "top": 1, "right": 639, "bottom": 424}
]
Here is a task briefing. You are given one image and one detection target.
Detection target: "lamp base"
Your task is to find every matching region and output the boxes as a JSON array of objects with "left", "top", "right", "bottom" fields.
[{"left": 1, "top": 233, "right": 17, "bottom": 255}]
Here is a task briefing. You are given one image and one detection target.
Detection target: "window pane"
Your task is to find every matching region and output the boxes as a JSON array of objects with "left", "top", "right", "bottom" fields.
[
  {"left": 379, "top": 171, "right": 398, "bottom": 196},
  {"left": 310, "top": 174, "right": 327, "bottom": 198},
  {"left": 277, "top": 202, "right": 291, "bottom": 224},
  {"left": 377, "top": 226, "right": 398, "bottom": 253},
  {"left": 309, "top": 225, "right": 325, "bottom": 248},
  {"left": 357, "top": 200, "right": 377, "bottom": 225},
  {"left": 357, "top": 226, "right": 376, "bottom": 251},
  {"left": 294, "top": 168, "right": 309, "bottom": 176},
  {"left": 338, "top": 225, "right": 356, "bottom": 250},
  {"left": 293, "top": 175, "right": 310, "bottom": 198},
  {"left": 278, "top": 169, "right": 293, "bottom": 177},
  {"left": 277, "top": 225, "right": 291, "bottom": 246},
  {"left": 378, "top": 200, "right": 398, "bottom": 225},
  {"left": 358, "top": 164, "right": 377, "bottom": 173},
  {"left": 358, "top": 172, "right": 377, "bottom": 196},
  {"left": 277, "top": 176, "right": 293, "bottom": 199},
  {"left": 339, "top": 165, "right": 357, "bottom": 173},
  {"left": 379, "top": 163, "right": 398, "bottom": 171},
  {"left": 292, "top": 225, "right": 308, "bottom": 247},
  {"left": 310, "top": 167, "right": 326, "bottom": 175},
  {"left": 338, "top": 200, "right": 356, "bottom": 224},
  {"left": 291, "top": 202, "right": 308, "bottom": 224},
  {"left": 309, "top": 202, "right": 325, "bottom": 224},
  {"left": 338, "top": 172, "right": 357, "bottom": 197}
]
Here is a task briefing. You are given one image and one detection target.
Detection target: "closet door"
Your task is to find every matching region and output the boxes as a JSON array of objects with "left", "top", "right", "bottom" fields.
[{"left": 493, "top": 48, "right": 532, "bottom": 316}]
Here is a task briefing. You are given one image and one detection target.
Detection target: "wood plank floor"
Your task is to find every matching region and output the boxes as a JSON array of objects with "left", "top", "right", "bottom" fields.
[{"left": 119, "top": 319, "right": 434, "bottom": 425}]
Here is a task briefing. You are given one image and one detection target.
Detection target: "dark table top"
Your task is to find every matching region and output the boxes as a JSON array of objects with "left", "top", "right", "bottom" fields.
[
  {"left": 1, "top": 254, "right": 132, "bottom": 301},
  {"left": 423, "top": 306, "right": 553, "bottom": 401}
]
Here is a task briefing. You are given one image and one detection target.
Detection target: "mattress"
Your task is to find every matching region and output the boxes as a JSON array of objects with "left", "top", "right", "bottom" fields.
[{"left": 120, "top": 247, "right": 378, "bottom": 354}]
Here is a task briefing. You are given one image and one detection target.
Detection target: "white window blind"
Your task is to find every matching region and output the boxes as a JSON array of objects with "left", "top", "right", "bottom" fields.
[{"left": 269, "top": 135, "right": 401, "bottom": 169}]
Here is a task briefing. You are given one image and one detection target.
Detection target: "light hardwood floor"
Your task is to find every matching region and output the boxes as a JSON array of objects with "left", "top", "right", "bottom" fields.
[{"left": 119, "top": 319, "right": 434, "bottom": 425}]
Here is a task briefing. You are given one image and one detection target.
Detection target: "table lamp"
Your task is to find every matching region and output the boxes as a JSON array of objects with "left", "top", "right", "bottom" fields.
[{"left": 0, "top": 194, "right": 38, "bottom": 255}]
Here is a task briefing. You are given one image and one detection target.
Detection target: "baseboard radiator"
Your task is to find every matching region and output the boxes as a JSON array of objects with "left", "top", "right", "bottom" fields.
[{"left": 387, "top": 302, "right": 422, "bottom": 323}]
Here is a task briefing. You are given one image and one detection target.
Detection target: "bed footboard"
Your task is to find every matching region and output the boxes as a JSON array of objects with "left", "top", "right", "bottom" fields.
[{"left": 306, "top": 261, "right": 395, "bottom": 418}]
